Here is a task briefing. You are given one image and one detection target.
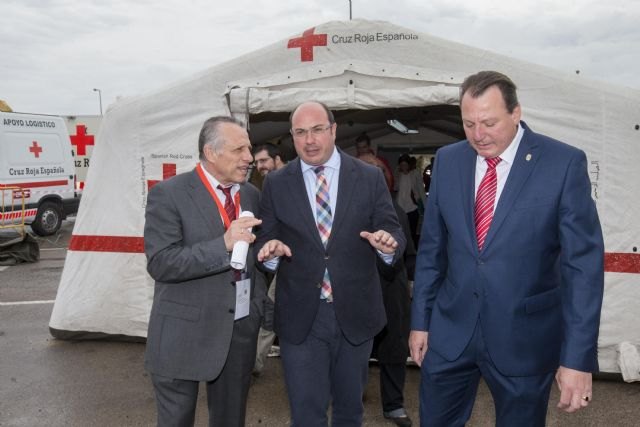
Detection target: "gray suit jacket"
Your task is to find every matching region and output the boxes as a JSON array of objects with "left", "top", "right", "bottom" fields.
[{"left": 143, "top": 169, "right": 265, "bottom": 381}]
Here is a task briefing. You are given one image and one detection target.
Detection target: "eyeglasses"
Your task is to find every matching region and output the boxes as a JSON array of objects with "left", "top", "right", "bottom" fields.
[
  {"left": 255, "top": 157, "right": 273, "bottom": 165},
  {"left": 291, "top": 124, "right": 332, "bottom": 139}
]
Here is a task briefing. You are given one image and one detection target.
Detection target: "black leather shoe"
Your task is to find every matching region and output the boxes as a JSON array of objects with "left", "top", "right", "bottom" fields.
[{"left": 383, "top": 409, "right": 412, "bottom": 427}]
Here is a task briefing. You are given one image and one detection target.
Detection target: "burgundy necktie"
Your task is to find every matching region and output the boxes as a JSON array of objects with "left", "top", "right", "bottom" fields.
[
  {"left": 218, "top": 185, "right": 242, "bottom": 278},
  {"left": 474, "top": 157, "right": 501, "bottom": 251},
  {"left": 218, "top": 185, "right": 236, "bottom": 221}
]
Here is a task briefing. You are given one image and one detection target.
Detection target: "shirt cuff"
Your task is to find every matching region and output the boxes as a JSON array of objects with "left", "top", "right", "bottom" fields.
[
  {"left": 263, "top": 257, "right": 280, "bottom": 271},
  {"left": 377, "top": 250, "right": 394, "bottom": 265}
]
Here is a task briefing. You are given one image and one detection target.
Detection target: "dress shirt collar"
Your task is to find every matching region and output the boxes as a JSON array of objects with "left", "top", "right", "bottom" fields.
[
  {"left": 200, "top": 164, "right": 240, "bottom": 196},
  {"left": 476, "top": 122, "right": 524, "bottom": 167},
  {"left": 300, "top": 147, "right": 341, "bottom": 174}
]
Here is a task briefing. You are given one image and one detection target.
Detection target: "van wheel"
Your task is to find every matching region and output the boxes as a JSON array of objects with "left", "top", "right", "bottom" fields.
[{"left": 31, "top": 202, "right": 63, "bottom": 236}]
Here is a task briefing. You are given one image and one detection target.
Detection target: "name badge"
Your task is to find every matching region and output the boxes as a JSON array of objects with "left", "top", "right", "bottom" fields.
[{"left": 234, "top": 278, "right": 250, "bottom": 320}]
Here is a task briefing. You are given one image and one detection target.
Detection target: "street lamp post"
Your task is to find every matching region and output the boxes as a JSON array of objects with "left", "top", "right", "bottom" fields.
[{"left": 92, "top": 88, "right": 103, "bottom": 115}]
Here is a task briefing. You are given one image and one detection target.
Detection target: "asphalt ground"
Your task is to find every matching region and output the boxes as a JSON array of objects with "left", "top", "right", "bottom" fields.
[{"left": 1, "top": 219, "right": 639, "bottom": 426}]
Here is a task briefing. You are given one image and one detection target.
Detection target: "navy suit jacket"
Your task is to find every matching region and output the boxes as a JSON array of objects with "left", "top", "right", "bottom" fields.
[
  {"left": 411, "top": 122, "right": 604, "bottom": 376},
  {"left": 256, "top": 151, "right": 406, "bottom": 346}
]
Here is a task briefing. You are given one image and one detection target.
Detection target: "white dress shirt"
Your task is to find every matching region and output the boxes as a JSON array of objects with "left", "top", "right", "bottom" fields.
[
  {"left": 474, "top": 123, "right": 524, "bottom": 210},
  {"left": 200, "top": 164, "right": 242, "bottom": 219}
]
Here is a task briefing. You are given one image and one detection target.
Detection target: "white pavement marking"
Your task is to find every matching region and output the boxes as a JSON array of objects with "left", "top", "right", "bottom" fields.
[
  {"left": 0, "top": 266, "right": 9, "bottom": 272},
  {"left": 0, "top": 300, "right": 55, "bottom": 306}
]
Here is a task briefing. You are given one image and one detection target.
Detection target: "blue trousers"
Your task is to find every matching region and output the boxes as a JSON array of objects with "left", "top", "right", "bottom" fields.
[
  {"left": 419, "top": 320, "right": 555, "bottom": 427},
  {"left": 280, "top": 301, "right": 374, "bottom": 427}
]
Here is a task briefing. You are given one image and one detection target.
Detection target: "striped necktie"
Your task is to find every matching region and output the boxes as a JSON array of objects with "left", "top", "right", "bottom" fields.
[
  {"left": 218, "top": 185, "right": 236, "bottom": 221},
  {"left": 314, "top": 166, "right": 333, "bottom": 302},
  {"left": 218, "top": 185, "right": 241, "bottom": 278},
  {"left": 474, "top": 157, "right": 501, "bottom": 251}
]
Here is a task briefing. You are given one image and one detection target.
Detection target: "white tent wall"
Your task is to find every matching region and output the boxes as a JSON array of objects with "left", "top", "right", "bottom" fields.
[
  {"left": 49, "top": 19, "right": 639, "bottom": 376},
  {"left": 51, "top": 73, "right": 226, "bottom": 337}
]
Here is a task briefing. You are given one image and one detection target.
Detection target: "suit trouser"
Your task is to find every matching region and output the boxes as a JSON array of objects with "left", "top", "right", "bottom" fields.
[
  {"left": 254, "top": 279, "right": 277, "bottom": 374},
  {"left": 406, "top": 208, "right": 420, "bottom": 248},
  {"left": 280, "top": 301, "right": 374, "bottom": 427},
  {"left": 419, "top": 319, "right": 555, "bottom": 427},
  {"left": 379, "top": 362, "right": 407, "bottom": 413},
  {"left": 151, "top": 307, "right": 260, "bottom": 427}
]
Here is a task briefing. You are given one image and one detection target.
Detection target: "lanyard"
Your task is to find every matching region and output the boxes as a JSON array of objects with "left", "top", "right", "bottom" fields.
[{"left": 195, "top": 163, "right": 240, "bottom": 230}]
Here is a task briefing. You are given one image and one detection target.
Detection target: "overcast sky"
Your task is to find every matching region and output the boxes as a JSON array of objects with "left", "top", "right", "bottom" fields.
[{"left": 1, "top": 0, "right": 638, "bottom": 116}]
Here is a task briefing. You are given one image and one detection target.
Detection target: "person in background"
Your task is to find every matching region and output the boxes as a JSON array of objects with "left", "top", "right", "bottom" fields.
[
  {"left": 422, "top": 157, "right": 434, "bottom": 196},
  {"left": 409, "top": 71, "right": 604, "bottom": 426},
  {"left": 355, "top": 132, "right": 394, "bottom": 191},
  {"left": 256, "top": 101, "right": 405, "bottom": 426},
  {"left": 251, "top": 142, "right": 288, "bottom": 376},
  {"left": 358, "top": 151, "right": 415, "bottom": 427},
  {"left": 144, "top": 116, "right": 266, "bottom": 427},
  {"left": 408, "top": 156, "right": 417, "bottom": 172},
  {"left": 254, "top": 142, "right": 287, "bottom": 177},
  {"left": 395, "top": 154, "right": 427, "bottom": 247}
]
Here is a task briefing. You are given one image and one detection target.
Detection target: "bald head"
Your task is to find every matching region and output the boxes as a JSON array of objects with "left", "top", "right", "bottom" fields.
[{"left": 289, "top": 101, "right": 337, "bottom": 166}]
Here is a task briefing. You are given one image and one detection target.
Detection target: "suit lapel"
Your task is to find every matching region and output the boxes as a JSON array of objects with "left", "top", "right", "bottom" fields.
[
  {"left": 482, "top": 126, "right": 540, "bottom": 251},
  {"left": 286, "top": 159, "right": 325, "bottom": 250},
  {"left": 459, "top": 145, "right": 480, "bottom": 252},
  {"left": 238, "top": 184, "right": 256, "bottom": 214},
  {"left": 329, "top": 153, "right": 357, "bottom": 249},
  {"left": 187, "top": 169, "right": 226, "bottom": 237}
]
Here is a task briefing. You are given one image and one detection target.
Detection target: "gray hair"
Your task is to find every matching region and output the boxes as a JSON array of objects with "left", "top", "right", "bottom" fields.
[{"left": 198, "top": 116, "right": 245, "bottom": 160}]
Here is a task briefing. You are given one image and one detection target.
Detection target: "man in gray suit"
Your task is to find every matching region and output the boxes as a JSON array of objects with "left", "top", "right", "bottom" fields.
[
  {"left": 252, "top": 142, "right": 288, "bottom": 376},
  {"left": 144, "top": 116, "right": 265, "bottom": 427}
]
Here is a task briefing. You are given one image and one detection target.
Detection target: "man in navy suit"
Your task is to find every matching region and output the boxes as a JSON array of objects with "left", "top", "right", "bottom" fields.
[
  {"left": 409, "top": 71, "right": 604, "bottom": 426},
  {"left": 256, "top": 101, "right": 405, "bottom": 426}
]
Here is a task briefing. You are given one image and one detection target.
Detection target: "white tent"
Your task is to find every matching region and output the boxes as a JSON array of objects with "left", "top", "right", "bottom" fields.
[{"left": 49, "top": 19, "right": 640, "bottom": 378}]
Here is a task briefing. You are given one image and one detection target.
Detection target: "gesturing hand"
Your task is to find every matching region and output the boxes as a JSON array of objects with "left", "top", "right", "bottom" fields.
[
  {"left": 257, "top": 239, "right": 292, "bottom": 262},
  {"left": 359, "top": 229, "right": 398, "bottom": 254}
]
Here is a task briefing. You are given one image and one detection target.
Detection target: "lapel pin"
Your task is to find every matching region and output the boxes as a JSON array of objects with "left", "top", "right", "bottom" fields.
[{"left": 526, "top": 153, "right": 532, "bottom": 161}]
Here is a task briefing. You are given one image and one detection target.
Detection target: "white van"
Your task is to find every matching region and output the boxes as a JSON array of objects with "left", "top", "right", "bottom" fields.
[{"left": 0, "top": 112, "right": 80, "bottom": 236}]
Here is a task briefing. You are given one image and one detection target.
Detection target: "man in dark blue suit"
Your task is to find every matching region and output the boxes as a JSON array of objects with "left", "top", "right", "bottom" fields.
[
  {"left": 409, "top": 71, "right": 604, "bottom": 426},
  {"left": 256, "top": 101, "right": 405, "bottom": 426}
]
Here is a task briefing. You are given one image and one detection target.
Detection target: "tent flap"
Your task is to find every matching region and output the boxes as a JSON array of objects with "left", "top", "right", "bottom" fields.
[{"left": 229, "top": 84, "right": 460, "bottom": 114}]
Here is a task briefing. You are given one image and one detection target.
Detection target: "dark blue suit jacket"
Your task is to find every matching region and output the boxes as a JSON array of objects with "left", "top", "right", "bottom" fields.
[
  {"left": 257, "top": 151, "right": 406, "bottom": 346},
  {"left": 411, "top": 122, "right": 604, "bottom": 376}
]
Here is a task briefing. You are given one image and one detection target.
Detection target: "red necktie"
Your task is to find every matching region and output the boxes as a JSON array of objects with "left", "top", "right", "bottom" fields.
[
  {"left": 218, "top": 185, "right": 236, "bottom": 221},
  {"left": 218, "top": 185, "right": 242, "bottom": 278},
  {"left": 474, "top": 157, "right": 501, "bottom": 251}
]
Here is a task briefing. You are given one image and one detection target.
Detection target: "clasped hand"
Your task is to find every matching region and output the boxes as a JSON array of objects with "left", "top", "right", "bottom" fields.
[{"left": 223, "top": 216, "right": 262, "bottom": 251}]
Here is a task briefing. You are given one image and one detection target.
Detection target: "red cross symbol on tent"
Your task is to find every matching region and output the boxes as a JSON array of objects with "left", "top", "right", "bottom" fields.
[
  {"left": 70, "top": 124, "right": 95, "bottom": 156},
  {"left": 287, "top": 27, "right": 327, "bottom": 62},
  {"left": 147, "top": 163, "right": 177, "bottom": 190},
  {"left": 29, "top": 141, "right": 43, "bottom": 158}
]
